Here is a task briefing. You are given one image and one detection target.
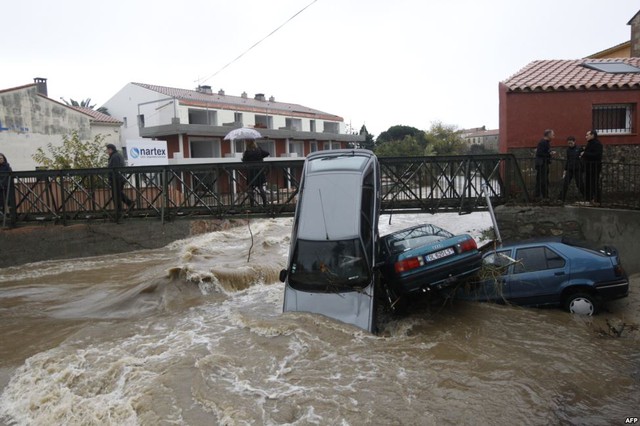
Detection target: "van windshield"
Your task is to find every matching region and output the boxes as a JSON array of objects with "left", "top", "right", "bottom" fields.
[{"left": 288, "top": 239, "right": 371, "bottom": 293}]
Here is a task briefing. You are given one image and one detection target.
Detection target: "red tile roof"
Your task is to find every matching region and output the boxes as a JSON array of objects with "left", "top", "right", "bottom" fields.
[
  {"left": 132, "top": 82, "right": 343, "bottom": 121},
  {"left": 502, "top": 58, "right": 640, "bottom": 92},
  {"left": 71, "top": 106, "right": 123, "bottom": 124}
]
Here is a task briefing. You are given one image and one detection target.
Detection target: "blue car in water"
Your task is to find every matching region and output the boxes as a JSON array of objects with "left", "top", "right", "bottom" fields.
[
  {"left": 378, "top": 223, "right": 482, "bottom": 311},
  {"left": 453, "top": 237, "right": 629, "bottom": 315}
]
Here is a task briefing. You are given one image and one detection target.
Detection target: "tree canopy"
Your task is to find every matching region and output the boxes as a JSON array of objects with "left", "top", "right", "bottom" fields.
[
  {"left": 423, "top": 121, "right": 467, "bottom": 156},
  {"left": 373, "top": 122, "right": 469, "bottom": 157},
  {"left": 61, "top": 97, "right": 110, "bottom": 116},
  {"left": 32, "top": 130, "right": 109, "bottom": 169}
]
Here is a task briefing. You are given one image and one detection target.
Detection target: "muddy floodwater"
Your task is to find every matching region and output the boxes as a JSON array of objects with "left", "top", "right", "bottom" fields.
[{"left": 1, "top": 214, "right": 638, "bottom": 425}]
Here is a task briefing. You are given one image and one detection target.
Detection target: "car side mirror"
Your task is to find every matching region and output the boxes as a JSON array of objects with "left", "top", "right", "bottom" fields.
[{"left": 279, "top": 269, "right": 287, "bottom": 283}]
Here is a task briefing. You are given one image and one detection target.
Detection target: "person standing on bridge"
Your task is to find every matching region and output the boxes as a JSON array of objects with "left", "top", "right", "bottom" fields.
[
  {"left": 0, "top": 153, "right": 13, "bottom": 214},
  {"left": 534, "top": 129, "right": 556, "bottom": 199},
  {"left": 242, "top": 140, "right": 270, "bottom": 207},
  {"left": 559, "top": 136, "right": 584, "bottom": 202},
  {"left": 106, "top": 144, "right": 134, "bottom": 213},
  {"left": 581, "top": 129, "right": 603, "bottom": 205}
]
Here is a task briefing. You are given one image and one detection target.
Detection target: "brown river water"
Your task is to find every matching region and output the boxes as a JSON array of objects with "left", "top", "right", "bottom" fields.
[{"left": 0, "top": 214, "right": 638, "bottom": 425}]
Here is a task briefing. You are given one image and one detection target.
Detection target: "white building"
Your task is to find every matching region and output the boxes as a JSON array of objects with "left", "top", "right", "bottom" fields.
[{"left": 102, "top": 83, "right": 364, "bottom": 163}]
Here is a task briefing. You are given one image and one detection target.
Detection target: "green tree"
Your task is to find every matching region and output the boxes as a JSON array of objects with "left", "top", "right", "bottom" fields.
[
  {"left": 358, "top": 125, "right": 375, "bottom": 151},
  {"left": 61, "top": 97, "right": 111, "bottom": 116},
  {"left": 424, "top": 121, "right": 468, "bottom": 156},
  {"left": 373, "top": 125, "right": 428, "bottom": 157},
  {"left": 374, "top": 135, "right": 425, "bottom": 157},
  {"left": 61, "top": 97, "right": 95, "bottom": 108},
  {"left": 32, "top": 130, "right": 110, "bottom": 169},
  {"left": 376, "top": 125, "right": 427, "bottom": 146}
]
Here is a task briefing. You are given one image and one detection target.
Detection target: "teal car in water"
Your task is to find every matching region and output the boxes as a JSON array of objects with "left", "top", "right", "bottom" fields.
[{"left": 378, "top": 223, "right": 482, "bottom": 311}]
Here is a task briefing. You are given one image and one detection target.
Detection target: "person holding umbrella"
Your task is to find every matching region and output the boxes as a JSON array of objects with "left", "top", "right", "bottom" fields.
[{"left": 242, "top": 139, "right": 270, "bottom": 207}]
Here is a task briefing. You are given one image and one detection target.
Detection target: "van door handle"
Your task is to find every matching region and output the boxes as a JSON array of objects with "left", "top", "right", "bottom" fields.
[{"left": 554, "top": 271, "right": 565, "bottom": 276}]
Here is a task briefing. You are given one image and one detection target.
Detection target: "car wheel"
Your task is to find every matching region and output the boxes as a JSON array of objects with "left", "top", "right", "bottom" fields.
[{"left": 564, "top": 292, "right": 599, "bottom": 316}]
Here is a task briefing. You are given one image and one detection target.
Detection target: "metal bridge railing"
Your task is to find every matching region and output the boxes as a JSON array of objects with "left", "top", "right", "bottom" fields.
[
  {"left": 1, "top": 154, "right": 637, "bottom": 227},
  {"left": 378, "top": 154, "right": 528, "bottom": 214}
]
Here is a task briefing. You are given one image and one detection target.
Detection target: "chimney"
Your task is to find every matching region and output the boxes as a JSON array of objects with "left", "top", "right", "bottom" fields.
[
  {"left": 196, "top": 85, "right": 213, "bottom": 94},
  {"left": 254, "top": 93, "right": 266, "bottom": 101},
  {"left": 269, "top": 95, "right": 275, "bottom": 102},
  {"left": 241, "top": 91, "right": 248, "bottom": 99},
  {"left": 630, "top": 11, "right": 640, "bottom": 57},
  {"left": 218, "top": 88, "right": 225, "bottom": 95},
  {"left": 34, "top": 77, "right": 48, "bottom": 96}
]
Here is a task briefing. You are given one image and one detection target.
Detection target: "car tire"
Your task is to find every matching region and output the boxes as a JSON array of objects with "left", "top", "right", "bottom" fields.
[{"left": 564, "top": 292, "right": 600, "bottom": 316}]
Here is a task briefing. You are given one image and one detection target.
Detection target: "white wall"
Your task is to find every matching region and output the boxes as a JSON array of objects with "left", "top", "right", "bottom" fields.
[
  {"left": 102, "top": 83, "right": 171, "bottom": 147},
  {"left": 0, "top": 86, "right": 93, "bottom": 171}
]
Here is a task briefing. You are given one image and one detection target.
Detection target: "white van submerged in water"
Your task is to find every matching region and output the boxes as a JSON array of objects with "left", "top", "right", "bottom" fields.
[{"left": 280, "top": 149, "right": 381, "bottom": 332}]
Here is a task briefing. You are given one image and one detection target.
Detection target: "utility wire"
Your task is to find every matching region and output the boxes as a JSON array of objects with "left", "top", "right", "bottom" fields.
[{"left": 199, "top": 0, "right": 318, "bottom": 84}]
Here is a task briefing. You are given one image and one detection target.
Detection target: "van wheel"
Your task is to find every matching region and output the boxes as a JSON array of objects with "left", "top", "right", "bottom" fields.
[{"left": 564, "top": 292, "right": 600, "bottom": 316}]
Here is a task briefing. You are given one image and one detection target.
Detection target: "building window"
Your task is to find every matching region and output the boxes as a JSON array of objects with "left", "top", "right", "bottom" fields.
[
  {"left": 257, "top": 140, "right": 276, "bottom": 157},
  {"left": 190, "top": 139, "right": 221, "bottom": 158},
  {"left": 310, "top": 120, "right": 316, "bottom": 132},
  {"left": 137, "top": 114, "right": 145, "bottom": 128},
  {"left": 309, "top": 141, "right": 318, "bottom": 152},
  {"left": 593, "top": 104, "right": 634, "bottom": 134},
  {"left": 234, "top": 112, "right": 243, "bottom": 125},
  {"left": 285, "top": 118, "right": 302, "bottom": 131},
  {"left": 323, "top": 121, "right": 339, "bottom": 134},
  {"left": 188, "top": 109, "right": 217, "bottom": 125},
  {"left": 123, "top": 117, "right": 128, "bottom": 128},
  {"left": 289, "top": 141, "right": 304, "bottom": 157},
  {"left": 234, "top": 140, "right": 246, "bottom": 154},
  {"left": 322, "top": 141, "right": 342, "bottom": 150},
  {"left": 255, "top": 115, "right": 272, "bottom": 129}
]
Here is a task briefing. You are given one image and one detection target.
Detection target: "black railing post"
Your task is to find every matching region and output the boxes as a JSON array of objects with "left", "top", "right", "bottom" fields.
[
  {"left": 162, "top": 168, "right": 168, "bottom": 224},
  {"left": 59, "top": 171, "right": 67, "bottom": 226}
]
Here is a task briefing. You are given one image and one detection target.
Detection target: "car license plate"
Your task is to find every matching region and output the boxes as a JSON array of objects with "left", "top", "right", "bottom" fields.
[{"left": 425, "top": 247, "right": 455, "bottom": 262}]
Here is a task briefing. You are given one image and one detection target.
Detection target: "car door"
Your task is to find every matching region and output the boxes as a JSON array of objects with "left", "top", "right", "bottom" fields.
[{"left": 505, "top": 245, "right": 568, "bottom": 306}]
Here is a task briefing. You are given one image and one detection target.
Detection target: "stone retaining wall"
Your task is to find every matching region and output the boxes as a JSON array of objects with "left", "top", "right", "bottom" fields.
[
  {"left": 494, "top": 205, "right": 640, "bottom": 274},
  {"left": 0, "top": 218, "right": 245, "bottom": 269}
]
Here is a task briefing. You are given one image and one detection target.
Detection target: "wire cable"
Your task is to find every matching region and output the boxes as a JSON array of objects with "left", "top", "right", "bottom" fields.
[{"left": 199, "top": 0, "right": 318, "bottom": 84}]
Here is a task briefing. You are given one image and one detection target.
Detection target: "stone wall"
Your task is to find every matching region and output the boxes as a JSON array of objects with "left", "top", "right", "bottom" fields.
[
  {"left": 494, "top": 205, "right": 640, "bottom": 274},
  {"left": 0, "top": 218, "right": 246, "bottom": 269}
]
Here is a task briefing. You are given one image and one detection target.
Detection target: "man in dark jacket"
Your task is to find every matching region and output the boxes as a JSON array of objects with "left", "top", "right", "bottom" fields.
[
  {"left": 106, "top": 144, "right": 134, "bottom": 211},
  {"left": 581, "top": 130, "right": 603, "bottom": 204},
  {"left": 559, "top": 136, "right": 584, "bottom": 202},
  {"left": 0, "top": 153, "right": 13, "bottom": 214},
  {"left": 534, "top": 129, "right": 556, "bottom": 199},
  {"left": 242, "top": 139, "right": 270, "bottom": 207}
]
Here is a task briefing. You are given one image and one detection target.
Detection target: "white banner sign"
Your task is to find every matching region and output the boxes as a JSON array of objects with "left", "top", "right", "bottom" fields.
[{"left": 126, "top": 139, "right": 169, "bottom": 166}]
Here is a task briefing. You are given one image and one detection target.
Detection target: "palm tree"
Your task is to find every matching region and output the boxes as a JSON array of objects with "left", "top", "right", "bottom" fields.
[{"left": 61, "top": 98, "right": 110, "bottom": 116}]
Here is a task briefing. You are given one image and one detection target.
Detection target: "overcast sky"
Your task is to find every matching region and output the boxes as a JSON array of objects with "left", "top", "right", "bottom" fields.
[{"left": 1, "top": 0, "right": 637, "bottom": 136}]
